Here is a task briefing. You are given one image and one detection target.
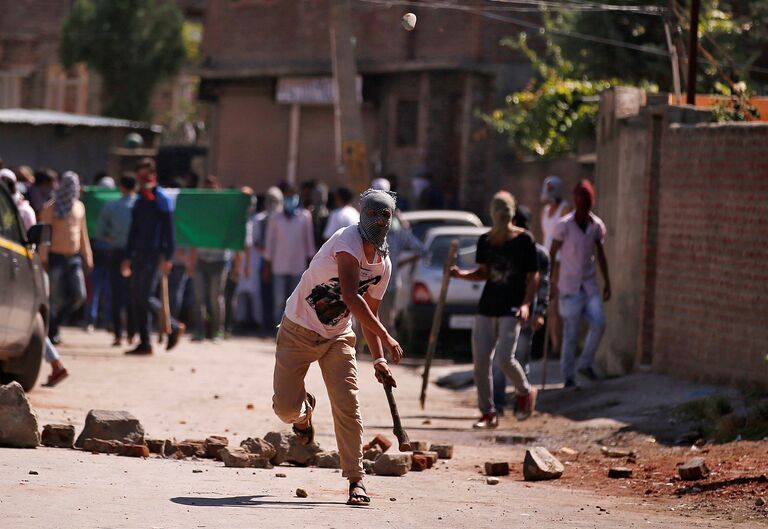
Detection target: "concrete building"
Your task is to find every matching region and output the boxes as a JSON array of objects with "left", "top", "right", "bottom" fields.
[{"left": 197, "top": 1, "right": 543, "bottom": 212}]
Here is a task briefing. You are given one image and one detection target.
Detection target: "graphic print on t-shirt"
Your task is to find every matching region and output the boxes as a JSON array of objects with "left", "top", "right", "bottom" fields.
[{"left": 306, "top": 275, "right": 382, "bottom": 326}]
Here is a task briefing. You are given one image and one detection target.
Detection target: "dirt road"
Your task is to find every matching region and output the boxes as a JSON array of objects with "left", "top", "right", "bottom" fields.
[{"left": 0, "top": 329, "right": 761, "bottom": 528}]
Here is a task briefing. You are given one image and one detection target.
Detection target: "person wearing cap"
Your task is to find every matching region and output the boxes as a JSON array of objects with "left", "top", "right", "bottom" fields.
[
  {"left": 492, "top": 204, "right": 550, "bottom": 414},
  {"left": 540, "top": 175, "right": 571, "bottom": 358},
  {"left": 39, "top": 171, "right": 94, "bottom": 345},
  {"left": 271, "top": 188, "right": 403, "bottom": 506},
  {"left": 550, "top": 180, "right": 611, "bottom": 387}
]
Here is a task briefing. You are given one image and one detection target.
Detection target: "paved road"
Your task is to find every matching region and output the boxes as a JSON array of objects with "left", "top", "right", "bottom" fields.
[{"left": 0, "top": 329, "right": 743, "bottom": 528}]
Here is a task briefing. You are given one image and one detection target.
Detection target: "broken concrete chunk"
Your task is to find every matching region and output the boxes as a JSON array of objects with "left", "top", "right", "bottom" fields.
[
  {"left": 486, "top": 477, "right": 500, "bottom": 485},
  {"left": 122, "top": 444, "right": 150, "bottom": 458},
  {"left": 264, "top": 431, "right": 291, "bottom": 465},
  {"left": 41, "top": 424, "right": 75, "bottom": 449},
  {"left": 286, "top": 435, "right": 322, "bottom": 466},
  {"left": 608, "top": 467, "right": 633, "bottom": 479},
  {"left": 296, "top": 488, "right": 308, "bottom": 498},
  {"left": 601, "top": 446, "right": 635, "bottom": 459},
  {"left": 174, "top": 443, "right": 199, "bottom": 458},
  {"left": 240, "top": 437, "right": 277, "bottom": 461},
  {"left": 415, "top": 451, "right": 438, "bottom": 468},
  {"left": 204, "top": 436, "right": 228, "bottom": 460},
  {"left": 145, "top": 438, "right": 167, "bottom": 455},
  {"left": 678, "top": 457, "right": 710, "bottom": 481},
  {"left": 523, "top": 447, "right": 564, "bottom": 481},
  {"left": 363, "top": 459, "right": 375, "bottom": 475},
  {"left": 0, "top": 382, "right": 40, "bottom": 448},
  {"left": 363, "top": 446, "right": 383, "bottom": 461},
  {"left": 220, "top": 447, "right": 273, "bottom": 469},
  {"left": 181, "top": 439, "right": 207, "bottom": 458},
  {"left": 74, "top": 410, "right": 144, "bottom": 448},
  {"left": 373, "top": 453, "right": 411, "bottom": 476},
  {"left": 409, "top": 441, "right": 430, "bottom": 452},
  {"left": 83, "top": 438, "right": 124, "bottom": 454},
  {"left": 429, "top": 444, "right": 454, "bottom": 460},
  {"left": 485, "top": 461, "right": 510, "bottom": 477},
  {"left": 411, "top": 454, "right": 428, "bottom": 471},
  {"left": 364, "top": 434, "right": 392, "bottom": 453},
  {"left": 315, "top": 451, "right": 341, "bottom": 469}
]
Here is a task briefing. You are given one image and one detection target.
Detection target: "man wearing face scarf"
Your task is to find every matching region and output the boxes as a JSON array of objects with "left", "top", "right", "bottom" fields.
[
  {"left": 39, "top": 171, "right": 93, "bottom": 344},
  {"left": 550, "top": 180, "right": 611, "bottom": 388},
  {"left": 451, "top": 191, "right": 539, "bottom": 428},
  {"left": 271, "top": 189, "right": 403, "bottom": 507},
  {"left": 264, "top": 185, "right": 316, "bottom": 329}
]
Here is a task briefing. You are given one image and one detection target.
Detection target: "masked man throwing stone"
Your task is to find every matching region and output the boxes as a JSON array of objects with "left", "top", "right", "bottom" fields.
[{"left": 271, "top": 189, "right": 403, "bottom": 506}]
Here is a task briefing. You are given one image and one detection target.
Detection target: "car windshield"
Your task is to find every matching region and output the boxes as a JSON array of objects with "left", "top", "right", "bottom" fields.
[
  {"left": 411, "top": 219, "right": 478, "bottom": 241},
  {"left": 423, "top": 234, "right": 481, "bottom": 269}
]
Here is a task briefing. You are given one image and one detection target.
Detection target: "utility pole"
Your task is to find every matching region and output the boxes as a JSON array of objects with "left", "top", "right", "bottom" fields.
[
  {"left": 330, "top": 0, "right": 369, "bottom": 192},
  {"left": 665, "top": 0, "right": 682, "bottom": 104},
  {"left": 686, "top": 0, "right": 701, "bottom": 105}
]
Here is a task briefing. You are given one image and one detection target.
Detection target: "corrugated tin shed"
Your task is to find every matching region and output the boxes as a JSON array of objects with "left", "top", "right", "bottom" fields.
[{"left": 0, "top": 108, "right": 162, "bottom": 133}]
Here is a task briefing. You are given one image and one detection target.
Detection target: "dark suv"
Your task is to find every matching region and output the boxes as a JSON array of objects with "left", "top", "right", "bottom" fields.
[{"left": 0, "top": 182, "right": 51, "bottom": 390}]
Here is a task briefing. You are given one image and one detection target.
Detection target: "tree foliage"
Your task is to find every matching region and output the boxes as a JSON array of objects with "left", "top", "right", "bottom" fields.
[
  {"left": 484, "top": 34, "right": 614, "bottom": 159},
  {"left": 61, "top": 0, "right": 185, "bottom": 121}
]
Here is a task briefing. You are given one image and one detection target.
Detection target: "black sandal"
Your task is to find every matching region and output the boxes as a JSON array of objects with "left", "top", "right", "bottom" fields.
[
  {"left": 292, "top": 392, "right": 316, "bottom": 446},
  {"left": 347, "top": 481, "right": 371, "bottom": 506}
]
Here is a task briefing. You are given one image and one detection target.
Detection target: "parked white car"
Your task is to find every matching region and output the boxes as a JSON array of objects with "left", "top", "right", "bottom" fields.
[
  {"left": 400, "top": 210, "right": 483, "bottom": 242},
  {"left": 394, "top": 226, "right": 488, "bottom": 359}
]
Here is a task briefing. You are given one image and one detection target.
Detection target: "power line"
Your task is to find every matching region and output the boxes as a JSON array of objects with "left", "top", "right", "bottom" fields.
[{"left": 489, "top": 0, "right": 664, "bottom": 15}]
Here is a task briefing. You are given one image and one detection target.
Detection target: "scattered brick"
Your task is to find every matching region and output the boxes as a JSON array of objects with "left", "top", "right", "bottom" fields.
[
  {"left": 429, "top": 444, "right": 454, "bottom": 460},
  {"left": 486, "top": 477, "right": 500, "bottom": 485},
  {"left": 678, "top": 457, "right": 710, "bottom": 481},
  {"left": 411, "top": 454, "right": 428, "bottom": 471},
  {"left": 83, "top": 438, "right": 124, "bottom": 455},
  {"left": 485, "top": 461, "right": 510, "bottom": 477},
  {"left": 364, "top": 434, "right": 392, "bottom": 453},
  {"left": 41, "top": 424, "right": 75, "bottom": 449},
  {"left": 145, "top": 438, "right": 167, "bottom": 455},
  {"left": 409, "top": 441, "right": 429, "bottom": 452},
  {"left": 601, "top": 446, "right": 635, "bottom": 458},
  {"left": 608, "top": 467, "right": 633, "bottom": 479},
  {"left": 122, "top": 444, "right": 150, "bottom": 458}
]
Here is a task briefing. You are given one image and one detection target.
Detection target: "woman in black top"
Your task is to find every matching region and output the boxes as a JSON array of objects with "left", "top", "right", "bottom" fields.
[{"left": 451, "top": 191, "right": 539, "bottom": 428}]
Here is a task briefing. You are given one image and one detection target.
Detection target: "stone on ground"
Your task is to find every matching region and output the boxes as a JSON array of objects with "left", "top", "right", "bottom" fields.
[
  {"left": 41, "top": 424, "right": 75, "bottom": 449},
  {"left": 264, "top": 431, "right": 291, "bottom": 465},
  {"left": 678, "top": 457, "right": 710, "bottom": 481},
  {"left": 315, "top": 450, "right": 341, "bottom": 469},
  {"left": 296, "top": 488, "right": 308, "bottom": 498},
  {"left": 0, "top": 382, "right": 40, "bottom": 448},
  {"left": 240, "top": 437, "right": 276, "bottom": 460},
  {"left": 373, "top": 453, "right": 411, "bottom": 477},
  {"left": 363, "top": 460, "right": 375, "bottom": 474},
  {"left": 286, "top": 434, "right": 322, "bottom": 466},
  {"left": 429, "top": 444, "right": 454, "bottom": 459},
  {"left": 415, "top": 451, "right": 438, "bottom": 468},
  {"left": 486, "top": 477, "right": 500, "bottom": 485},
  {"left": 74, "top": 410, "right": 144, "bottom": 448},
  {"left": 364, "top": 434, "right": 392, "bottom": 453},
  {"left": 363, "top": 446, "right": 383, "bottom": 461},
  {"left": 122, "top": 444, "right": 150, "bottom": 458},
  {"left": 409, "top": 441, "right": 429, "bottom": 452},
  {"left": 145, "top": 438, "right": 167, "bottom": 455},
  {"left": 485, "top": 461, "right": 510, "bottom": 476},
  {"left": 523, "top": 447, "right": 564, "bottom": 481},
  {"left": 601, "top": 446, "right": 635, "bottom": 458},
  {"left": 220, "top": 447, "right": 273, "bottom": 469},
  {"left": 204, "top": 436, "right": 228, "bottom": 459},
  {"left": 181, "top": 439, "right": 207, "bottom": 458},
  {"left": 83, "top": 438, "right": 124, "bottom": 454},
  {"left": 411, "top": 454, "right": 428, "bottom": 471},
  {"left": 608, "top": 467, "right": 633, "bottom": 479}
]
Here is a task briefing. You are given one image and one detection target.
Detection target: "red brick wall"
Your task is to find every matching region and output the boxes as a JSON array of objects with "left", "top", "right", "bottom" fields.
[{"left": 651, "top": 123, "right": 768, "bottom": 386}]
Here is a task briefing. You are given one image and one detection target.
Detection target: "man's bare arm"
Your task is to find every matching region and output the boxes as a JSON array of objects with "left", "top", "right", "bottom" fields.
[
  {"left": 337, "top": 252, "right": 403, "bottom": 362},
  {"left": 450, "top": 263, "right": 488, "bottom": 281},
  {"left": 362, "top": 294, "right": 397, "bottom": 385},
  {"left": 595, "top": 240, "right": 611, "bottom": 301}
]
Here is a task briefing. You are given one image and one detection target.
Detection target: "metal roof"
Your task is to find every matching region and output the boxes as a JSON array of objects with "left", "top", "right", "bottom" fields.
[{"left": 0, "top": 108, "right": 162, "bottom": 132}]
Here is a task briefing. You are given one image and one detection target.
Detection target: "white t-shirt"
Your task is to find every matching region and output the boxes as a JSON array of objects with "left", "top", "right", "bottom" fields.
[
  {"left": 284, "top": 225, "right": 391, "bottom": 338},
  {"left": 322, "top": 205, "right": 360, "bottom": 240}
]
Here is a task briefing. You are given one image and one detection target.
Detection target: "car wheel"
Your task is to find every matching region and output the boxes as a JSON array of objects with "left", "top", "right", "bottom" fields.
[{"left": 2, "top": 313, "right": 45, "bottom": 392}]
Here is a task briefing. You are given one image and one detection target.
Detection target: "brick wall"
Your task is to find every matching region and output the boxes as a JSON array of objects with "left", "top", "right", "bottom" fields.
[{"left": 651, "top": 123, "right": 768, "bottom": 386}]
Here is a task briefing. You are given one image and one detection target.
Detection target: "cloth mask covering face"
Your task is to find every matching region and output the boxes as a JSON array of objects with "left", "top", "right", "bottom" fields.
[
  {"left": 540, "top": 175, "right": 564, "bottom": 203},
  {"left": 357, "top": 189, "right": 397, "bottom": 257},
  {"left": 54, "top": 171, "right": 80, "bottom": 219},
  {"left": 283, "top": 194, "right": 300, "bottom": 216}
]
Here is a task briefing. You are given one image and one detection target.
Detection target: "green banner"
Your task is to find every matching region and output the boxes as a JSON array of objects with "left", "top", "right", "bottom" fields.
[{"left": 82, "top": 187, "right": 251, "bottom": 250}]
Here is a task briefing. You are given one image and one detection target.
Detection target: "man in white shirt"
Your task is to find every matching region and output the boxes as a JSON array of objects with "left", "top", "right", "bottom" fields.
[
  {"left": 322, "top": 187, "right": 359, "bottom": 240},
  {"left": 272, "top": 189, "right": 403, "bottom": 507},
  {"left": 263, "top": 186, "right": 316, "bottom": 328}
]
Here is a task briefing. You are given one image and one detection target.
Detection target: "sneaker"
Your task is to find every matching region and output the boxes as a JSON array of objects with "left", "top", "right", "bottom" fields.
[
  {"left": 472, "top": 413, "right": 498, "bottom": 429},
  {"left": 514, "top": 387, "right": 537, "bottom": 421},
  {"left": 112, "top": 337, "right": 122, "bottom": 347},
  {"left": 85, "top": 324, "right": 95, "bottom": 334},
  {"left": 42, "top": 368, "right": 69, "bottom": 387},
  {"left": 126, "top": 343, "right": 153, "bottom": 355},
  {"left": 578, "top": 367, "right": 599, "bottom": 381},
  {"left": 166, "top": 323, "right": 186, "bottom": 351}
]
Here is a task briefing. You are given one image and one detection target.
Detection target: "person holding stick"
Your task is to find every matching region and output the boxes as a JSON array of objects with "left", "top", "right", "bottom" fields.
[
  {"left": 122, "top": 158, "right": 184, "bottom": 355},
  {"left": 271, "top": 188, "right": 402, "bottom": 506},
  {"left": 451, "top": 191, "right": 539, "bottom": 428}
]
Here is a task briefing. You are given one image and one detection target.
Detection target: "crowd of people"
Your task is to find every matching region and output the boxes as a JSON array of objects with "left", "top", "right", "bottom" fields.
[{"left": 0, "top": 156, "right": 611, "bottom": 433}]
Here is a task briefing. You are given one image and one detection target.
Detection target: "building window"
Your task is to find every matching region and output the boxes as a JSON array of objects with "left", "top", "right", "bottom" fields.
[{"left": 396, "top": 100, "right": 418, "bottom": 147}]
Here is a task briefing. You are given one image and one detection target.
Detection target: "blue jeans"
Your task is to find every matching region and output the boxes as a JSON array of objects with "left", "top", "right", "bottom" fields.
[
  {"left": 48, "top": 253, "right": 87, "bottom": 340},
  {"left": 109, "top": 249, "right": 135, "bottom": 340},
  {"left": 559, "top": 290, "right": 606, "bottom": 381},
  {"left": 192, "top": 260, "right": 229, "bottom": 337},
  {"left": 272, "top": 274, "right": 302, "bottom": 328},
  {"left": 85, "top": 262, "right": 111, "bottom": 326},
  {"left": 130, "top": 254, "right": 179, "bottom": 347},
  {"left": 44, "top": 337, "right": 60, "bottom": 363}
]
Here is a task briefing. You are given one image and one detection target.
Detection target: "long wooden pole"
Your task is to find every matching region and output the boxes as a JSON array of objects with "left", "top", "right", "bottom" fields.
[
  {"left": 420, "top": 239, "right": 459, "bottom": 409},
  {"left": 686, "top": 0, "right": 701, "bottom": 105}
]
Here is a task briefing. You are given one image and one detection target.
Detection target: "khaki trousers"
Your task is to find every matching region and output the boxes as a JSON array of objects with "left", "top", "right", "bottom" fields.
[{"left": 272, "top": 317, "right": 363, "bottom": 480}]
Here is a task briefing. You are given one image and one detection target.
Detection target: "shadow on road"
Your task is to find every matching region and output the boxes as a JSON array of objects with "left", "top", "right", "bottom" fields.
[{"left": 170, "top": 495, "right": 348, "bottom": 509}]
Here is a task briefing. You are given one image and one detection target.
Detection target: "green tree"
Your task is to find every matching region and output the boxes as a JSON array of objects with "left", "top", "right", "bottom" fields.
[
  {"left": 61, "top": 0, "right": 185, "bottom": 121},
  {"left": 484, "top": 34, "right": 614, "bottom": 159}
]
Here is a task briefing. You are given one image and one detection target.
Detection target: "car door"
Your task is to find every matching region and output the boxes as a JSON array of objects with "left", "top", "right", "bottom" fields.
[{"left": 0, "top": 189, "right": 35, "bottom": 351}]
